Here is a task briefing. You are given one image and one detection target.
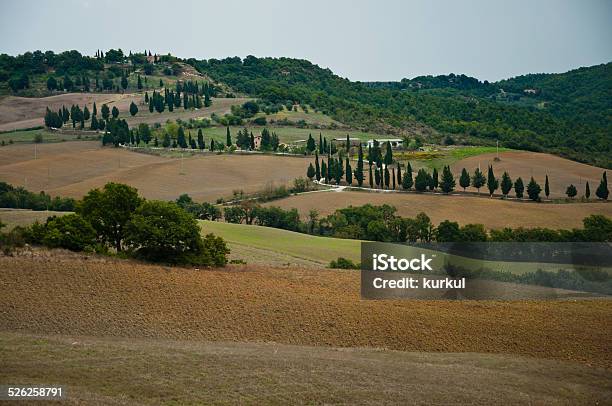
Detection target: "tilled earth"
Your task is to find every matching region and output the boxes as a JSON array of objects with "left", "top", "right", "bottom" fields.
[{"left": 1, "top": 249, "right": 611, "bottom": 368}]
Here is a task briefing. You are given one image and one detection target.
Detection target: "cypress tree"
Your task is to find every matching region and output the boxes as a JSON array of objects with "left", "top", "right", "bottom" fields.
[
  {"left": 346, "top": 158, "right": 352, "bottom": 185},
  {"left": 566, "top": 184, "right": 577, "bottom": 199},
  {"left": 459, "top": 168, "right": 470, "bottom": 191},
  {"left": 527, "top": 177, "right": 542, "bottom": 201},
  {"left": 415, "top": 169, "right": 429, "bottom": 192},
  {"left": 402, "top": 162, "right": 413, "bottom": 190},
  {"left": 355, "top": 144, "right": 364, "bottom": 187},
  {"left": 137, "top": 75, "right": 143, "bottom": 90},
  {"left": 514, "top": 177, "right": 524, "bottom": 199},
  {"left": 336, "top": 157, "right": 344, "bottom": 184},
  {"left": 307, "top": 163, "right": 316, "bottom": 180},
  {"left": 595, "top": 172, "right": 609, "bottom": 200},
  {"left": 177, "top": 126, "right": 187, "bottom": 148},
  {"left": 391, "top": 167, "right": 396, "bottom": 190},
  {"left": 129, "top": 101, "right": 138, "bottom": 116},
  {"left": 210, "top": 138, "right": 215, "bottom": 151},
  {"left": 384, "top": 166, "right": 390, "bottom": 189},
  {"left": 585, "top": 181, "right": 590, "bottom": 200},
  {"left": 226, "top": 127, "right": 232, "bottom": 147},
  {"left": 250, "top": 133, "right": 255, "bottom": 150},
  {"left": 440, "top": 165, "right": 455, "bottom": 194},
  {"left": 101, "top": 104, "right": 110, "bottom": 120},
  {"left": 369, "top": 164, "right": 374, "bottom": 188},
  {"left": 327, "top": 157, "right": 332, "bottom": 182},
  {"left": 83, "top": 106, "right": 90, "bottom": 121},
  {"left": 374, "top": 167, "right": 381, "bottom": 187},
  {"left": 197, "top": 129, "right": 204, "bottom": 150},
  {"left": 472, "top": 167, "right": 486, "bottom": 194},
  {"left": 321, "top": 161, "right": 328, "bottom": 183},
  {"left": 500, "top": 171, "right": 512, "bottom": 197},
  {"left": 431, "top": 168, "right": 439, "bottom": 190},
  {"left": 315, "top": 152, "right": 321, "bottom": 181},
  {"left": 306, "top": 134, "right": 316, "bottom": 152},
  {"left": 486, "top": 165, "right": 498, "bottom": 197},
  {"left": 384, "top": 141, "right": 393, "bottom": 165},
  {"left": 345, "top": 134, "right": 350, "bottom": 152},
  {"left": 397, "top": 163, "right": 402, "bottom": 186},
  {"left": 93, "top": 102, "right": 97, "bottom": 116},
  {"left": 544, "top": 175, "right": 550, "bottom": 199}
]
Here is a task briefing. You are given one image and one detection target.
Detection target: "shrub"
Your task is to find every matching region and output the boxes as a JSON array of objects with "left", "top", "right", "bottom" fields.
[
  {"left": 42, "top": 214, "right": 97, "bottom": 251},
  {"left": 329, "top": 257, "right": 360, "bottom": 269}
]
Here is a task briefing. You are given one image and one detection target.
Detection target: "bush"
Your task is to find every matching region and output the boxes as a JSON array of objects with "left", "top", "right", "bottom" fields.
[
  {"left": 0, "top": 223, "right": 26, "bottom": 255},
  {"left": 42, "top": 214, "right": 97, "bottom": 251},
  {"left": 329, "top": 257, "right": 360, "bottom": 269},
  {"left": 126, "top": 200, "right": 229, "bottom": 266}
]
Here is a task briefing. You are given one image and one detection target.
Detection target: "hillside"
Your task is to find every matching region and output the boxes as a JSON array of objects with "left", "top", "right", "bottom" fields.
[
  {"left": 188, "top": 57, "right": 611, "bottom": 167},
  {"left": 1, "top": 250, "right": 611, "bottom": 368},
  {"left": 1, "top": 50, "right": 610, "bottom": 167}
]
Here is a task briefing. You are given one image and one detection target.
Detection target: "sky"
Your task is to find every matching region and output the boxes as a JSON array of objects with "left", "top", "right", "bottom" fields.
[{"left": 0, "top": 0, "right": 610, "bottom": 82}]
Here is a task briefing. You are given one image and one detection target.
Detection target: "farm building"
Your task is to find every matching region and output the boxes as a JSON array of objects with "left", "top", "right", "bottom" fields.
[
  {"left": 332, "top": 137, "right": 362, "bottom": 146},
  {"left": 366, "top": 138, "right": 403, "bottom": 148}
]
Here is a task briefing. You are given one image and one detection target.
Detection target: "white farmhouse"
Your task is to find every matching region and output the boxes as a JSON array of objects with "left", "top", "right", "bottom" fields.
[{"left": 366, "top": 138, "right": 403, "bottom": 148}]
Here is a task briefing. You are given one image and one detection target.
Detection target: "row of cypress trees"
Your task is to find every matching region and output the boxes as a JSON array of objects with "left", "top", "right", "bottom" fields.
[{"left": 306, "top": 142, "right": 609, "bottom": 201}]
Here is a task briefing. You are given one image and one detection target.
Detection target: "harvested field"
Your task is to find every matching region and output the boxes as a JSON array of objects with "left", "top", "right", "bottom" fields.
[
  {"left": 0, "top": 93, "right": 248, "bottom": 131},
  {"left": 1, "top": 250, "right": 611, "bottom": 367},
  {"left": 452, "top": 150, "right": 608, "bottom": 198},
  {"left": 0, "top": 208, "right": 65, "bottom": 229},
  {"left": 2, "top": 331, "right": 610, "bottom": 405},
  {"left": 0, "top": 141, "right": 309, "bottom": 202},
  {"left": 267, "top": 190, "right": 612, "bottom": 229}
]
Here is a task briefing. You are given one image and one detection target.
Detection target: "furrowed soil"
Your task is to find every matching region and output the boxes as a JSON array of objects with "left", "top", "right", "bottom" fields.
[
  {"left": 0, "top": 141, "right": 308, "bottom": 202},
  {"left": 1, "top": 250, "right": 610, "bottom": 368},
  {"left": 452, "top": 150, "right": 609, "bottom": 199}
]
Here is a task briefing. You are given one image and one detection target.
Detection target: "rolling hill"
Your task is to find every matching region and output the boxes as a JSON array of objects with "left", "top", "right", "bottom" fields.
[{"left": 1, "top": 50, "right": 610, "bottom": 167}]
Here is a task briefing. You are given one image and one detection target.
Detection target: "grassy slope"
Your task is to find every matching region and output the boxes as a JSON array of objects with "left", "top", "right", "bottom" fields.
[
  {"left": 2, "top": 331, "right": 610, "bottom": 405},
  {"left": 200, "top": 220, "right": 361, "bottom": 265}
]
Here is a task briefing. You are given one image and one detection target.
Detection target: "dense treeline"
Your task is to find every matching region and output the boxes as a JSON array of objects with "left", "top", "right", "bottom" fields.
[
  {"left": 3, "top": 183, "right": 229, "bottom": 266},
  {"left": 186, "top": 56, "right": 611, "bottom": 167},
  {"left": 222, "top": 201, "right": 612, "bottom": 243},
  {"left": 0, "top": 182, "right": 75, "bottom": 211}
]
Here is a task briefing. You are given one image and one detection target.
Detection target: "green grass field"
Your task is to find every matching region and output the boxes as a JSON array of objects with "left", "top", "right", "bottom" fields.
[
  {"left": 0, "top": 128, "right": 100, "bottom": 144},
  {"left": 200, "top": 220, "right": 361, "bottom": 266},
  {"left": 200, "top": 126, "right": 387, "bottom": 144}
]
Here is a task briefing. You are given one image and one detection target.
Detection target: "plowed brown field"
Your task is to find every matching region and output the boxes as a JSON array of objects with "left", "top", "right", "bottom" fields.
[
  {"left": 1, "top": 250, "right": 610, "bottom": 368},
  {"left": 0, "top": 141, "right": 309, "bottom": 201},
  {"left": 268, "top": 190, "right": 612, "bottom": 229},
  {"left": 452, "top": 150, "right": 607, "bottom": 199}
]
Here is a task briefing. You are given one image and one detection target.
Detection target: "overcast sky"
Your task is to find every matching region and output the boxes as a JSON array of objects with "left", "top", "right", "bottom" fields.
[{"left": 0, "top": 0, "right": 610, "bottom": 82}]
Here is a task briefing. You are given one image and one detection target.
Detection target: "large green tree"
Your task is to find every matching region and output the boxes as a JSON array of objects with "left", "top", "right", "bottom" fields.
[{"left": 77, "top": 183, "right": 143, "bottom": 252}]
